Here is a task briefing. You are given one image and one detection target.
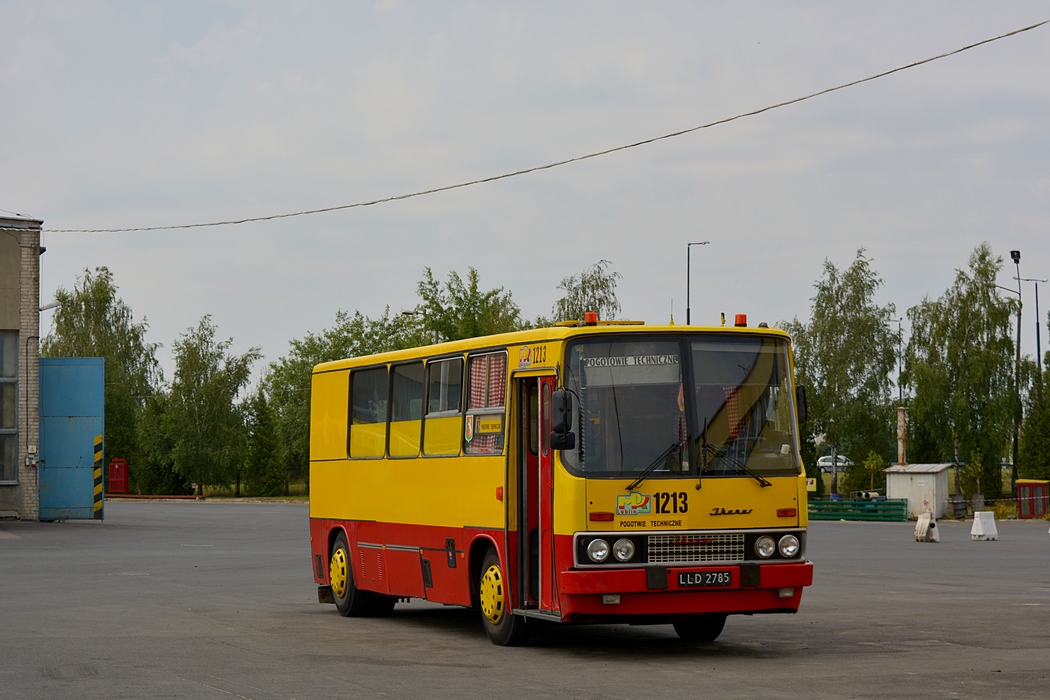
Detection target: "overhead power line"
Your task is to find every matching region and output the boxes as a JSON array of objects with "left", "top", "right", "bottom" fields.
[{"left": 33, "top": 18, "right": 1050, "bottom": 234}]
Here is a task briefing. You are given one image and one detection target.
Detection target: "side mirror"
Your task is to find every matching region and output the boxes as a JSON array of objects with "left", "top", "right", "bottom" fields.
[
  {"left": 796, "top": 384, "right": 808, "bottom": 424},
  {"left": 551, "top": 389, "right": 573, "bottom": 433},
  {"left": 549, "top": 431, "right": 576, "bottom": 450},
  {"left": 549, "top": 389, "right": 576, "bottom": 450}
]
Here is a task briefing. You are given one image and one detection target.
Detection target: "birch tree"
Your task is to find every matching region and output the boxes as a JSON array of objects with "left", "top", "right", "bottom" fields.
[
  {"left": 905, "top": 243, "right": 1014, "bottom": 498},
  {"left": 551, "top": 260, "right": 622, "bottom": 322},
  {"left": 785, "top": 250, "right": 897, "bottom": 494}
]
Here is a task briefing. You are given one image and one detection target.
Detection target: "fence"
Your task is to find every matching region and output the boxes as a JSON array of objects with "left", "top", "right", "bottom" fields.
[{"left": 808, "top": 499, "right": 909, "bottom": 522}]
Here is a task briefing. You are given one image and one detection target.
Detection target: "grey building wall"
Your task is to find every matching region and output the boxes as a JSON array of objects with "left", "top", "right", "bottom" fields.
[{"left": 0, "top": 216, "right": 42, "bottom": 520}]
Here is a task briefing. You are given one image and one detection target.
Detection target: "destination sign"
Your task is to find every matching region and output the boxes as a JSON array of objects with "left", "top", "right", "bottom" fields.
[
  {"left": 582, "top": 355, "right": 679, "bottom": 368},
  {"left": 581, "top": 353, "right": 681, "bottom": 387}
]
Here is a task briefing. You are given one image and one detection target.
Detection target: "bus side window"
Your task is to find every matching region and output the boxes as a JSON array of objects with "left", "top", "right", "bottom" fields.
[
  {"left": 464, "top": 352, "right": 507, "bottom": 455},
  {"left": 390, "top": 362, "right": 425, "bottom": 458},
  {"left": 349, "top": 366, "right": 388, "bottom": 458},
  {"left": 424, "top": 357, "right": 463, "bottom": 456}
]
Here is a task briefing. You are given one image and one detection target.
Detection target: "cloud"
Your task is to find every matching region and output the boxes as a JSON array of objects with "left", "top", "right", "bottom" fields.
[{"left": 6, "top": 1, "right": 1050, "bottom": 377}]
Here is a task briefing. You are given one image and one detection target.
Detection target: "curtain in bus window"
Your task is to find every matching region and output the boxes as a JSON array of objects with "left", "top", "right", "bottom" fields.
[
  {"left": 349, "top": 367, "right": 387, "bottom": 458},
  {"left": 464, "top": 352, "right": 507, "bottom": 455},
  {"left": 424, "top": 357, "right": 463, "bottom": 456},
  {"left": 390, "top": 362, "right": 424, "bottom": 457}
]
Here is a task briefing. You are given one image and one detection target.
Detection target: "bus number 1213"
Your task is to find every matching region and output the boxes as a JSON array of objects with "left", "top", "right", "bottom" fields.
[{"left": 654, "top": 491, "right": 688, "bottom": 514}]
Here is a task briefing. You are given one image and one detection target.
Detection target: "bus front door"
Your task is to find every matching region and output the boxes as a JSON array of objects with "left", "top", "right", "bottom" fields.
[{"left": 514, "top": 375, "right": 560, "bottom": 615}]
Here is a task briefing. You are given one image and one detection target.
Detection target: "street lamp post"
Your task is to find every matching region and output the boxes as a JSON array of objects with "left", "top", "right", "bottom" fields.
[
  {"left": 1010, "top": 250, "right": 1022, "bottom": 492},
  {"left": 888, "top": 318, "right": 904, "bottom": 402},
  {"left": 686, "top": 241, "right": 710, "bottom": 325}
]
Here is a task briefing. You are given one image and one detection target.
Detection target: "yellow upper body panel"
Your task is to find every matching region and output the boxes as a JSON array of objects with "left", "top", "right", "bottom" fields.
[
  {"left": 310, "top": 455, "right": 505, "bottom": 528},
  {"left": 310, "top": 369, "right": 348, "bottom": 461},
  {"left": 557, "top": 465, "right": 803, "bottom": 534}
]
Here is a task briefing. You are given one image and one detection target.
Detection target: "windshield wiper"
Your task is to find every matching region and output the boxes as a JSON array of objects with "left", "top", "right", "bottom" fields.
[
  {"left": 695, "top": 417, "right": 708, "bottom": 490},
  {"left": 626, "top": 443, "right": 681, "bottom": 491},
  {"left": 699, "top": 442, "right": 772, "bottom": 487}
]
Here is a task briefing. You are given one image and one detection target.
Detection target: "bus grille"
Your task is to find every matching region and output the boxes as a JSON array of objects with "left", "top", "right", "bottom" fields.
[{"left": 647, "top": 533, "right": 745, "bottom": 563}]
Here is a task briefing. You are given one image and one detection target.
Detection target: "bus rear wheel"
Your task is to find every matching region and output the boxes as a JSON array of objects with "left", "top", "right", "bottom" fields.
[
  {"left": 331, "top": 532, "right": 387, "bottom": 617},
  {"left": 673, "top": 614, "right": 727, "bottom": 642},
  {"left": 478, "top": 549, "right": 530, "bottom": 646}
]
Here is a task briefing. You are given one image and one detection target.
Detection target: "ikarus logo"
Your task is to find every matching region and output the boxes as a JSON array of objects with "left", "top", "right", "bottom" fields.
[{"left": 616, "top": 492, "right": 652, "bottom": 516}]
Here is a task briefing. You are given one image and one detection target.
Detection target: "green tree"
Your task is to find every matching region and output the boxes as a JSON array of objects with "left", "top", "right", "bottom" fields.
[
  {"left": 904, "top": 243, "right": 1015, "bottom": 498},
  {"left": 41, "top": 266, "right": 162, "bottom": 485},
  {"left": 244, "top": 386, "right": 285, "bottom": 497},
  {"left": 415, "top": 267, "right": 527, "bottom": 341},
  {"left": 782, "top": 250, "right": 897, "bottom": 494},
  {"left": 1018, "top": 365, "right": 1050, "bottom": 480},
  {"left": 551, "top": 259, "right": 623, "bottom": 322},
  {"left": 166, "top": 316, "right": 260, "bottom": 493},
  {"left": 135, "top": 391, "right": 191, "bottom": 495}
]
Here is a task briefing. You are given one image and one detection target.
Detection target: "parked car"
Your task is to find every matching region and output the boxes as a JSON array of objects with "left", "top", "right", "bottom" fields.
[{"left": 817, "top": 455, "right": 853, "bottom": 473}]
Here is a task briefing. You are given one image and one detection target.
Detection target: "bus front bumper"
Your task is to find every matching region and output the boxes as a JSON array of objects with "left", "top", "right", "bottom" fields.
[{"left": 557, "top": 561, "right": 813, "bottom": 622}]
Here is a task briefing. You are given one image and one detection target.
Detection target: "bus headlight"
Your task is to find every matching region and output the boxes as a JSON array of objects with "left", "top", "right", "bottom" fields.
[
  {"left": 778, "top": 534, "right": 800, "bottom": 558},
  {"left": 754, "top": 535, "right": 776, "bottom": 559},
  {"left": 612, "top": 538, "right": 636, "bottom": 562},
  {"left": 587, "top": 539, "right": 610, "bottom": 562}
]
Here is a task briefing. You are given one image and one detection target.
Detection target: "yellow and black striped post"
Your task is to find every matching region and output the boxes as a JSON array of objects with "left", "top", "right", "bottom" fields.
[{"left": 93, "top": 434, "right": 104, "bottom": 520}]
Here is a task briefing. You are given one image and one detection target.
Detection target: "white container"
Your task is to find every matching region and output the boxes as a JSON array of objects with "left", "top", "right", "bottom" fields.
[{"left": 885, "top": 463, "right": 952, "bottom": 519}]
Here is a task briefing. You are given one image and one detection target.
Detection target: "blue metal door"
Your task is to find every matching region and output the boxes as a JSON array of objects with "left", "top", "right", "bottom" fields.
[{"left": 39, "top": 358, "right": 105, "bottom": 521}]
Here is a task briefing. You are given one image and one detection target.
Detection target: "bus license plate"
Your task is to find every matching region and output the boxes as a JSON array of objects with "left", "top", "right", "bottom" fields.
[{"left": 678, "top": 571, "right": 732, "bottom": 588}]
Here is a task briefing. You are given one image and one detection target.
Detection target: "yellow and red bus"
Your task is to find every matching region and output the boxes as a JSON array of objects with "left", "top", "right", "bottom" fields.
[{"left": 308, "top": 316, "right": 813, "bottom": 645}]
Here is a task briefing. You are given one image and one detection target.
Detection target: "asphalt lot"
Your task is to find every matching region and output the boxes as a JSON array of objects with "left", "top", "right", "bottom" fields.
[{"left": 2, "top": 501, "right": 1048, "bottom": 699}]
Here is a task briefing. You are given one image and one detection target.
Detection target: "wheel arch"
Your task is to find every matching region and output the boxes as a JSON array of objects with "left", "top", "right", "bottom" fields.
[
  {"left": 325, "top": 523, "right": 352, "bottom": 582},
  {"left": 468, "top": 534, "right": 501, "bottom": 607}
]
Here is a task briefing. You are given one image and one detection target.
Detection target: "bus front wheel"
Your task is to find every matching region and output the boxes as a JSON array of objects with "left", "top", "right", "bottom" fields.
[
  {"left": 478, "top": 549, "right": 530, "bottom": 646},
  {"left": 330, "top": 532, "right": 382, "bottom": 617},
  {"left": 672, "top": 614, "right": 727, "bottom": 642}
]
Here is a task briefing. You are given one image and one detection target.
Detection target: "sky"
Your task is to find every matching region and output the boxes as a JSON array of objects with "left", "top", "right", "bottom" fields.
[{"left": 3, "top": 1, "right": 1049, "bottom": 383}]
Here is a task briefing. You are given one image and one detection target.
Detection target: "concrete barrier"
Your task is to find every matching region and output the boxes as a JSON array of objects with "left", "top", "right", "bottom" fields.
[
  {"left": 914, "top": 512, "right": 939, "bottom": 542},
  {"left": 971, "top": 511, "right": 998, "bottom": 541}
]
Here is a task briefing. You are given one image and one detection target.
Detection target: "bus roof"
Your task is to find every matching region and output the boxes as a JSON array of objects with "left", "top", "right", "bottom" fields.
[{"left": 312, "top": 322, "right": 791, "bottom": 374}]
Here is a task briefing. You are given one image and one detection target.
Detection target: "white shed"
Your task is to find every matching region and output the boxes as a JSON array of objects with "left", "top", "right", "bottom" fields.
[{"left": 884, "top": 463, "right": 953, "bottom": 519}]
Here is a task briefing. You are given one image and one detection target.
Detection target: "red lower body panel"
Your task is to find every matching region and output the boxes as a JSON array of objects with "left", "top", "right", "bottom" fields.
[
  {"left": 558, "top": 562, "right": 813, "bottom": 622},
  {"left": 310, "top": 518, "right": 501, "bottom": 608},
  {"left": 311, "top": 518, "right": 813, "bottom": 625}
]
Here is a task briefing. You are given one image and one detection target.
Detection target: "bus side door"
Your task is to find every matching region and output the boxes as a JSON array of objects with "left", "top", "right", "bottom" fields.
[
  {"left": 513, "top": 375, "right": 559, "bottom": 614},
  {"left": 538, "top": 375, "right": 559, "bottom": 613}
]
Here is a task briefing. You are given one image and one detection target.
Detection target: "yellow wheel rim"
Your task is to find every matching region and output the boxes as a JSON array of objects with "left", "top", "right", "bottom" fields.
[
  {"left": 330, "top": 547, "right": 349, "bottom": 599},
  {"left": 480, "top": 562, "right": 506, "bottom": 624}
]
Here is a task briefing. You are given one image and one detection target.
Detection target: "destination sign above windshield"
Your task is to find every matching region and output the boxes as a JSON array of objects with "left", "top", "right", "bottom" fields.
[{"left": 582, "top": 355, "right": 679, "bottom": 367}]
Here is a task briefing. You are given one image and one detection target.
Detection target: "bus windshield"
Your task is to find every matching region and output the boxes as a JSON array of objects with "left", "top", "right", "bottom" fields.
[{"left": 561, "top": 334, "right": 800, "bottom": 479}]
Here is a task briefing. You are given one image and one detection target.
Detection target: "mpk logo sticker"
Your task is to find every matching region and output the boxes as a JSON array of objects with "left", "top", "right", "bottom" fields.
[{"left": 616, "top": 492, "right": 652, "bottom": 516}]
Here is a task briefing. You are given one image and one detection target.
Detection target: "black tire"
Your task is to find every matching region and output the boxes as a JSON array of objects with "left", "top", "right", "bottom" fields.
[
  {"left": 673, "top": 614, "right": 727, "bottom": 642},
  {"left": 368, "top": 593, "right": 397, "bottom": 617},
  {"left": 330, "top": 532, "right": 376, "bottom": 617},
  {"left": 478, "top": 549, "right": 530, "bottom": 646}
]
